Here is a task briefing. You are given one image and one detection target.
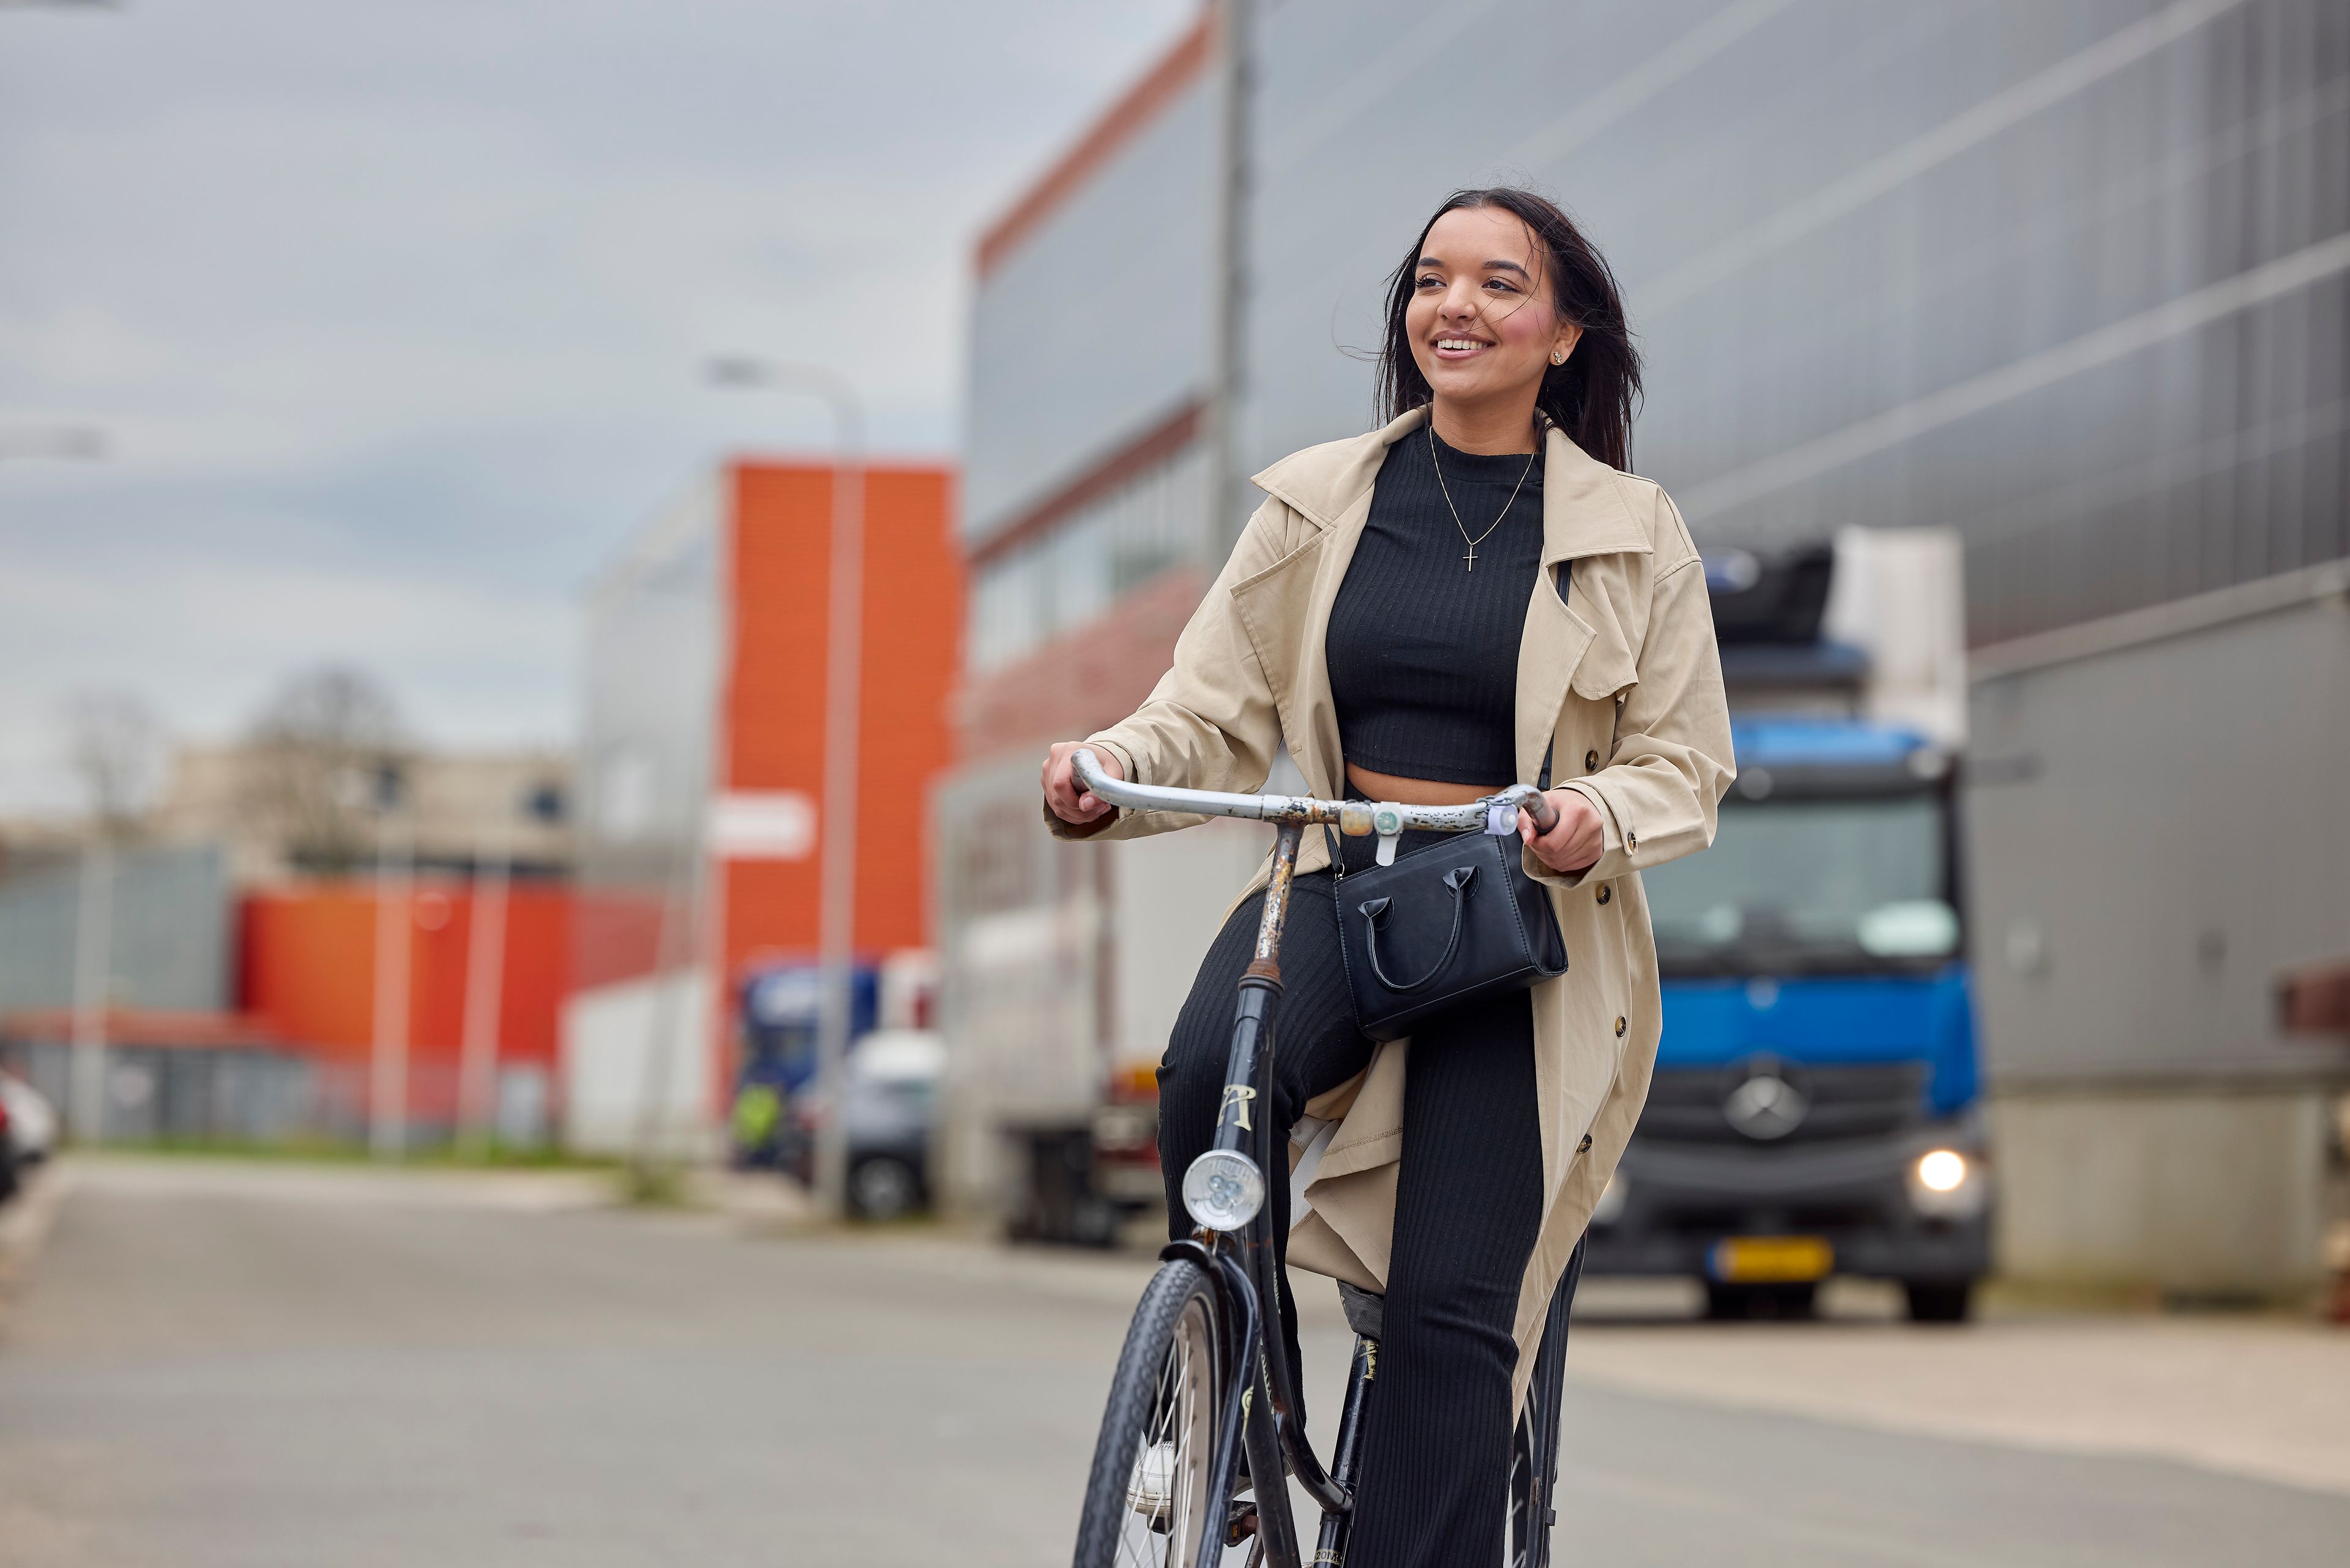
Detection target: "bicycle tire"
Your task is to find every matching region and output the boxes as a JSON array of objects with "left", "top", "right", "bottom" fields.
[{"left": 1073, "top": 1258, "right": 1225, "bottom": 1568}]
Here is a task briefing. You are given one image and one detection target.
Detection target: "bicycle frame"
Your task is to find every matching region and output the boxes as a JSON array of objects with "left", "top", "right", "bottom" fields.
[
  {"left": 1070, "top": 750, "right": 1559, "bottom": 1568},
  {"left": 1144, "top": 818, "right": 1322, "bottom": 1568}
]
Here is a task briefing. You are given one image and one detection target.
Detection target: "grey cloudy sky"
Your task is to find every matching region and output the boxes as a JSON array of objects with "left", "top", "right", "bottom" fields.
[{"left": 0, "top": 0, "right": 1195, "bottom": 813}]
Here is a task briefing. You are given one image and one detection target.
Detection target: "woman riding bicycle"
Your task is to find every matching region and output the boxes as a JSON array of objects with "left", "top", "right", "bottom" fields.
[{"left": 1043, "top": 186, "right": 1734, "bottom": 1568}]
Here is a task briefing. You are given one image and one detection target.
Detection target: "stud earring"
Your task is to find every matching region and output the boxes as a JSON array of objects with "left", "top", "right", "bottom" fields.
[{"left": 1550, "top": 349, "right": 1567, "bottom": 365}]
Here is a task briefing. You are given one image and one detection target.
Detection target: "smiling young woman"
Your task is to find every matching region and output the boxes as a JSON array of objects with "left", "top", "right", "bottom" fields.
[{"left": 1042, "top": 187, "right": 1734, "bottom": 1567}]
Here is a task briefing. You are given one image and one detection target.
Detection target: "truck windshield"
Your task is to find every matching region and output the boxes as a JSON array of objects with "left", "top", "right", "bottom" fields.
[{"left": 1643, "top": 793, "right": 1958, "bottom": 974}]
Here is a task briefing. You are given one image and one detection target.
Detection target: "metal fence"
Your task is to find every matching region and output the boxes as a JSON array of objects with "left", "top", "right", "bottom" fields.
[{"left": 2, "top": 1042, "right": 553, "bottom": 1151}]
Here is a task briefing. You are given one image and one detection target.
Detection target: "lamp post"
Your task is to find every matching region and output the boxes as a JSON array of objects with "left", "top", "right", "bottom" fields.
[
  {"left": 455, "top": 796, "right": 515, "bottom": 1161},
  {"left": 67, "top": 837, "right": 112, "bottom": 1144},
  {"left": 367, "top": 763, "right": 414, "bottom": 1160},
  {"left": 706, "top": 356, "right": 865, "bottom": 1220}
]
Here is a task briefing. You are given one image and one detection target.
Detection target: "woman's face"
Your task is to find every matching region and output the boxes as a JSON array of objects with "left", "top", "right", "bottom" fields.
[{"left": 1405, "top": 206, "right": 1581, "bottom": 412}]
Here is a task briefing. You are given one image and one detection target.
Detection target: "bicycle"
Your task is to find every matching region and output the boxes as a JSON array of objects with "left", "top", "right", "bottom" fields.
[{"left": 1064, "top": 748, "right": 1591, "bottom": 1568}]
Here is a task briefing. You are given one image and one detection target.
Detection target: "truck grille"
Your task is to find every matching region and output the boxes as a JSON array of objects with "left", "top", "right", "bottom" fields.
[{"left": 1639, "top": 1061, "right": 1927, "bottom": 1144}]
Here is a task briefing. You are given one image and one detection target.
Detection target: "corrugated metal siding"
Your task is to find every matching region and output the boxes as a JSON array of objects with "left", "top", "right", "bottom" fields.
[
  {"left": 0, "top": 843, "right": 230, "bottom": 1014},
  {"left": 575, "top": 476, "right": 722, "bottom": 990},
  {"left": 964, "top": 72, "right": 1218, "bottom": 547},
  {"left": 1239, "top": 0, "right": 2349, "bottom": 644}
]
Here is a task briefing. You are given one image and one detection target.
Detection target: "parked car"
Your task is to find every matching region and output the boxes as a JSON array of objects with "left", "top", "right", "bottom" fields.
[
  {"left": 2, "top": 1070, "right": 56, "bottom": 1168},
  {"left": 0, "top": 1071, "right": 55, "bottom": 1204},
  {"left": 780, "top": 1029, "right": 946, "bottom": 1220},
  {"left": 0, "top": 1091, "right": 16, "bottom": 1204}
]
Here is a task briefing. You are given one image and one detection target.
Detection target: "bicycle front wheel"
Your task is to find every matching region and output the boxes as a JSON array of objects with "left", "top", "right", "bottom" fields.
[{"left": 1073, "top": 1258, "right": 1224, "bottom": 1568}]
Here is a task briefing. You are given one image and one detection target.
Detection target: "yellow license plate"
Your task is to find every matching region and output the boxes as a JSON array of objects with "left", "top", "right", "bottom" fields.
[{"left": 1708, "top": 1235, "right": 1833, "bottom": 1283}]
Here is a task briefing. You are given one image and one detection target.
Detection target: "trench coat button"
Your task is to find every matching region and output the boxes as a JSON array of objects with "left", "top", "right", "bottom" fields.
[
  {"left": 1614, "top": 1015, "right": 1627, "bottom": 1037},
  {"left": 1584, "top": 749, "right": 1598, "bottom": 771},
  {"left": 1596, "top": 884, "right": 1611, "bottom": 905},
  {"left": 1577, "top": 1133, "right": 1594, "bottom": 1154},
  {"left": 1626, "top": 831, "right": 1638, "bottom": 851}
]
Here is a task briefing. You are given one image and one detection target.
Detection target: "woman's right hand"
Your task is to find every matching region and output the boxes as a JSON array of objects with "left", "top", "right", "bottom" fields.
[{"left": 1042, "top": 741, "right": 1123, "bottom": 825}]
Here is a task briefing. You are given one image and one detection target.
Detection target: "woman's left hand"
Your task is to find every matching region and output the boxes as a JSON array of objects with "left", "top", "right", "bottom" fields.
[{"left": 1520, "top": 788, "right": 1604, "bottom": 874}]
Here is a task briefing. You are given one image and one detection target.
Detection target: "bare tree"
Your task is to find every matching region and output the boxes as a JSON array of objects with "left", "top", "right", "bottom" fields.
[
  {"left": 62, "top": 689, "right": 164, "bottom": 836},
  {"left": 241, "top": 666, "right": 408, "bottom": 874}
]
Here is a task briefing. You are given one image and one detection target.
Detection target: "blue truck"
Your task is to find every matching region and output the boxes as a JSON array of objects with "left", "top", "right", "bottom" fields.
[{"left": 1582, "top": 537, "right": 1992, "bottom": 1321}]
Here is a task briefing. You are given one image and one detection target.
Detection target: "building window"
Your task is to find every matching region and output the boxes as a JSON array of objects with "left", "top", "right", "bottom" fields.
[
  {"left": 969, "top": 442, "right": 1206, "bottom": 673},
  {"left": 525, "top": 782, "right": 567, "bottom": 824}
]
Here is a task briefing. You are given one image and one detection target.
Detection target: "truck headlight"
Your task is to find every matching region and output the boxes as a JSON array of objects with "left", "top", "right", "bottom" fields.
[
  {"left": 1906, "top": 1148, "right": 1988, "bottom": 1219},
  {"left": 1182, "top": 1149, "right": 1265, "bottom": 1232}
]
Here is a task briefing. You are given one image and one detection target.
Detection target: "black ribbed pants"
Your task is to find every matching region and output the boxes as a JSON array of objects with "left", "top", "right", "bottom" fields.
[{"left": 1157, "top": 829, "right": 1545, "bottom": 1568}]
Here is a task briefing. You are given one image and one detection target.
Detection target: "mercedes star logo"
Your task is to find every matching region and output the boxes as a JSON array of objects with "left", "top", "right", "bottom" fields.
[{"left": 1723, "top": 1065, "right": 1808, "bottom": 1140}]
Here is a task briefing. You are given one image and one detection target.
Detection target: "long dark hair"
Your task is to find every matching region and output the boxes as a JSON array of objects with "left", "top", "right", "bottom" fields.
[{"left": 1375, "top": 187, "right": 1642, "bottom": 472}]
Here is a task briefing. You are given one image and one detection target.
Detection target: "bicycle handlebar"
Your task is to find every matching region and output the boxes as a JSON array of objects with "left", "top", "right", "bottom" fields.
[{"left": 1069, "top": 747, "right": 1558, "bottom": 865}]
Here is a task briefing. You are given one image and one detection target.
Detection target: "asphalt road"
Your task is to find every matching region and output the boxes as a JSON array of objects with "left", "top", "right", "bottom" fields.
[{"left": 2, "top": 1163, "right": 2345, "bottom": 1567}]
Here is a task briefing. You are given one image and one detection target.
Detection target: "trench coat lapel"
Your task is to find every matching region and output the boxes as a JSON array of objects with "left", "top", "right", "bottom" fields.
[{"left": 1514, "top": 425, "right": 1654, "bottom": 783}]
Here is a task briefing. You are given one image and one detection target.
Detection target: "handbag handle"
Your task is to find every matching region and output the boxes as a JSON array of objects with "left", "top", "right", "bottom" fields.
[{"left": 1357, "top": 864, "right": 1477, "bottom": 994}]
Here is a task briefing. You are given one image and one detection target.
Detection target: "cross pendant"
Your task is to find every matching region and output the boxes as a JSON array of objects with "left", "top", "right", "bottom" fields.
[{"left": 1463, "top": 543, "right": 1476, "bottom": 571}]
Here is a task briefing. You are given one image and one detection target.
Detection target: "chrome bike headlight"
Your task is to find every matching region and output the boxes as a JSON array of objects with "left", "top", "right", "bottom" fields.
[{"left": 1181, "top": 1149, "right": 1266, "bottom": 1233}]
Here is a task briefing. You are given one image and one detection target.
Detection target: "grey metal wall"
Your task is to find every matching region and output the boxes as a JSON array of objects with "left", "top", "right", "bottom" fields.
[
  {"left": 964, "top": 71, "right": 1218, "bottom": 547},
  {"left": 0, "top": 842, "right": 231, "bottom": 1014},
  {"left": 575, "top": 478, "right": 722, "bottom": 973},
  {"left": 1237, "top": 0, "right": 2349, "bottom": 645},
  {"left": 1964, "top": 568, "right": 2350, "bottom": 1086}
]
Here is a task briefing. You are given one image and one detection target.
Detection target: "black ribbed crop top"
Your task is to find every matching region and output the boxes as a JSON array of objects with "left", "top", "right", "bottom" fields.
[{"left": 1324, "top": 426, "right": 1544, "bottom": 786}]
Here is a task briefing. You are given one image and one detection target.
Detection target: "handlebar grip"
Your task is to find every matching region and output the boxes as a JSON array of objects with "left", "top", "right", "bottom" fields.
[{"left": 1522, "top": 789, "right": 1559, "bottom": 835}]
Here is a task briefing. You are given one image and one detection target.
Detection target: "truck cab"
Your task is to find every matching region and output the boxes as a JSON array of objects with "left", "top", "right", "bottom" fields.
[{"left": 1582, "top": 537, "right": 1991, "bottom": 1321}]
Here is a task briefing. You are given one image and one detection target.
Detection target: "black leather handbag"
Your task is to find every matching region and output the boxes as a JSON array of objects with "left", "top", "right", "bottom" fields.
[{"left": 1329, "top": 827, "right": 1568, "bottom": 1043}]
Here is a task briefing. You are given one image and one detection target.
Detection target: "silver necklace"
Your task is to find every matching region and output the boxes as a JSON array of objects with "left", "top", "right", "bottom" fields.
[{"left": 1428, "top": 422, "right": 1538, "bottom": 572}]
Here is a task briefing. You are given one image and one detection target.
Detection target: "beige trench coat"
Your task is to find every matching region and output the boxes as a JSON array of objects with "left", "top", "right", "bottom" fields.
[{"left": 1050, "top": 406, "right": 1734, "bottom": 1411}]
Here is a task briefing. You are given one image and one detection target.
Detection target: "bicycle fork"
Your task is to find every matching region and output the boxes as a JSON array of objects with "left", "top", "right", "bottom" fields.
[{"left": 1191, "top": 822, "right": 1365, "bottom": 1568}]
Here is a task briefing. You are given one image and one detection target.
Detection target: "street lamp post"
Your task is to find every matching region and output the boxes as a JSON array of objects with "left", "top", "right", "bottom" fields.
[
  {"left": 67, "top": 836, "right": 113, "bottom": 1143},
  {"left": 368, "top": 765, "right": 415, "bottom": 1160},
  {"left": 707, "top": 357, "right": 865, "bottom": 1221},
  {"left": 455, "top": 800, "right": 514, "bottom": 1162}
]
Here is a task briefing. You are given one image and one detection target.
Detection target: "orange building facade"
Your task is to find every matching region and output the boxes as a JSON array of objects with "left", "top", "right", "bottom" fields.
[{"left": 717, "top": 462, "right": 961, "bottom": 979}]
